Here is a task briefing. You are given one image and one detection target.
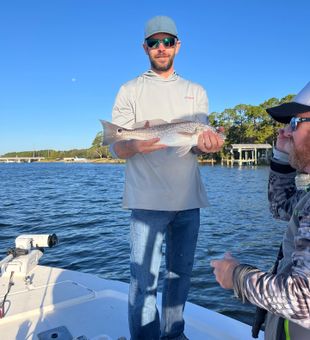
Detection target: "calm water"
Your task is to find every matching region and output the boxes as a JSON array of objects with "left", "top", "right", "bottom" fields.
[{"left": 0, "top": 163, "right": 285, "bottom": 326}]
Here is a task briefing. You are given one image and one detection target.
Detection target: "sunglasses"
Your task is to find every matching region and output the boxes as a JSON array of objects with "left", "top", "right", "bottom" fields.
[
  {"left": 289, "top": 117, "right": 310, "bottom": 131},
  {"left": 145, "top": 37, "right": 177, "bottom": 49}
]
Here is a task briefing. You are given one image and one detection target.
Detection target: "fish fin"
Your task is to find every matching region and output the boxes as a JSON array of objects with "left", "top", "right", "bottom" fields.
[
  {"left": 100, "top": 120, "right": 125, "bottom": 145},
  {"left": 217, "top": 132, "right": 226, "bottom": 140},
  {"left": 220, "top": 134, "right": 226, "bottom": 140},
  {"left": 177, "top": 131, "right": 195, "bottom": 136},
  {"left": 131, "top": 120, "right": 149, "bottom": 129},
  {"left": 131, "top": 119, "right": 168, "bottom": 128},
  {"left": 170, "top": 118, "right": 192, "bottom": 123},
  {"left": 176, "top": 145, "right": 192, "bottom": 157},
  {"left": 147, "top": 119, "right": 168, "bottom": 127}
]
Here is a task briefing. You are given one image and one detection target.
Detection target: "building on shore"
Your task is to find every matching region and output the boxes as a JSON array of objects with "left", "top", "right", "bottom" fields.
[{"left": 222, "top": 144, "right": 272, "bottom": 166}]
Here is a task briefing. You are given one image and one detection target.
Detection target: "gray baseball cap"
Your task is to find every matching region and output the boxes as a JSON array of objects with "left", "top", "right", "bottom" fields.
[{"left": 144, "top": 16, "right": 178, "bottom": 39}]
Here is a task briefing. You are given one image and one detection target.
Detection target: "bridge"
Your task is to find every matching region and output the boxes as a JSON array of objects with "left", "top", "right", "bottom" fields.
[{"left": 0, "top": 157, "right": 45, "bottom": 163}]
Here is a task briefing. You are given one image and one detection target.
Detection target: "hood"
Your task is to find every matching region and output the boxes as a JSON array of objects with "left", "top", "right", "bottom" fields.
[{"left": 142, "top": 69, "right": 179, "bottom": 82}]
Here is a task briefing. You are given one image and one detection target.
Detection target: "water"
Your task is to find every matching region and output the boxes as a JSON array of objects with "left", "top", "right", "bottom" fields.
[{"left": 0, "top": 163, "right": 285, "bottom": 326}]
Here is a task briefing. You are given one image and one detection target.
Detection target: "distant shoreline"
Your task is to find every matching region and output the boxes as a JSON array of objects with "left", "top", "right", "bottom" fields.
[
  {"left": 40, "top": 158, "right": 127, "bottom": 164},
  {"left": 0, "top": 158, "right": 218, "bottom": 165},
  {"left": 0, "top": 157, "right": 269, "bottom": 166}
]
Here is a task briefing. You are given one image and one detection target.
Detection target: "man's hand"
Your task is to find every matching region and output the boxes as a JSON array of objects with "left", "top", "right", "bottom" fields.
[
  {"left": 114, "top": 138, "right": 167, "bottom": 159},
  {"left": 210, "top": 252, "right": 239, "bottom": 289},
  {"left": 197, "top": 128, "right": 225, "bottom": 153},
  {"left": 131, "top": 138, "right": 167, "bottom": 154}
]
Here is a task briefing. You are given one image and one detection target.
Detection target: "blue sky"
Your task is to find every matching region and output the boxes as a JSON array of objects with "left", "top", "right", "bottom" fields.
[{"left": 1, "top": 0, "right": 309, "bottom": 155}]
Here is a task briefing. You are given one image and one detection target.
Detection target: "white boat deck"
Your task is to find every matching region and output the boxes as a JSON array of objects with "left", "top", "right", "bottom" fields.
[{"left": 0, "top": 265, "right": 263, "bottom": 340}]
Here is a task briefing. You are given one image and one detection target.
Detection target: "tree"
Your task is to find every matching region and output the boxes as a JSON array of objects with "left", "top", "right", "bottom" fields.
[
  {"left": 90, "top": 131, "right": 110, "bottom": 158},
  {"left": 209, "top": 93, "right": 294, "bottom": 150}
]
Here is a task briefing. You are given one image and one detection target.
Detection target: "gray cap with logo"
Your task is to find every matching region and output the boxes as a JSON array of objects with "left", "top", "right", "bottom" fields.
[{"left": 144, "top": 16, "right": 178, "bottom": 39}]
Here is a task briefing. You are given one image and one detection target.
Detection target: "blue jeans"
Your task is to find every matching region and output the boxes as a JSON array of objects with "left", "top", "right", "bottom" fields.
[{"left": 128, "top": 209, "right": 200, "bottom": 340}]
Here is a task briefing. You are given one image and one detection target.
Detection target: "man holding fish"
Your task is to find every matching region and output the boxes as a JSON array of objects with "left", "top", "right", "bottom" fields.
[{"left": 104, "top": 16, "right": 224, "bottom": 340}]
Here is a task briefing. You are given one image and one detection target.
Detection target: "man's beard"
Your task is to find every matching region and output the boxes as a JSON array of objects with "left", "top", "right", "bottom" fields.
[
  {"left": 150, "top": 55, "right": 174, "bottom": 72},
  {"left": 289, "top": 135, "right": 310, "bottom": 172}
]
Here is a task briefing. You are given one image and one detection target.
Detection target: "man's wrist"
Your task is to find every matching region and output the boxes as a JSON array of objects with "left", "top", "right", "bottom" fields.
[
  {"left": 113, "top": 140, "right": 138, "bottom": 159},
  {"left": 127, "top": 140, "right": 139, "bottom": 155}
]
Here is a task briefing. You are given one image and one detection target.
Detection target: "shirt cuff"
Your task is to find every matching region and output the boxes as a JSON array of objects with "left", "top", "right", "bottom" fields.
[{"left": 232, "top": 264, "right": 260, "bottom": 303}]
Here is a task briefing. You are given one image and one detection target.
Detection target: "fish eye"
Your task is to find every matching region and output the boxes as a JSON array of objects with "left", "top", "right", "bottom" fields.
[{"left": 117, "top": 128, "right": 123, "bottom": 134}]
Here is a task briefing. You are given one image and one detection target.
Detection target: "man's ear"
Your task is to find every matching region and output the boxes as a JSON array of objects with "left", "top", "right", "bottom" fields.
[
  {"left": 143, "top": 43, "right": 149, "bottom": 55},
  {"left": 175, "top": 40, "right": 181, "bottom": 55}
]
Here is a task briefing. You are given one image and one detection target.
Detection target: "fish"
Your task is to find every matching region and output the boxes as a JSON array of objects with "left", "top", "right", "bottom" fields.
[{"left": 100, "top": 119, "right": 225, "bottom": 157}]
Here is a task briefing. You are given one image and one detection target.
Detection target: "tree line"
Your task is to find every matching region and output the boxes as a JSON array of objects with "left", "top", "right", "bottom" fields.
[
  {"left": 209, "top": 94, "right": 293, "bottom": 147},
  {"left": 4, "top": 93, "right": 293, "bottom": 159},
  {"left": 205, "top": 93, "right": 293, "bottom": 160}
]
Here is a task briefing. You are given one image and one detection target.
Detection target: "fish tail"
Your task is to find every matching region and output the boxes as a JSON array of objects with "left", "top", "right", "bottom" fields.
[
  {"left": 214, "top": 127, "right": 226, "bottom": 141},
  {"left": 100, "top": 120, "right": 124, "bottom": 145},
  {"left": 218, "top": 132, "right": 226, "bottom": 141}
]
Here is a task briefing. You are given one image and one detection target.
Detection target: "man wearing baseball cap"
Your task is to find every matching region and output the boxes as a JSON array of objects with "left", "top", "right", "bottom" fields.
[
  {"left": 211, "top": 82, "right": 310, "bottom": 339},
  {"left": 110, "top": 15, "right": 224, "bottom": 340}
]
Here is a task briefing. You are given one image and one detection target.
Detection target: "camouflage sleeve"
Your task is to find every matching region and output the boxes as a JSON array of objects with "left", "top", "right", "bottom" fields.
[
  {"left": 232, "top": 196, "right": 310, "bottom": 329},
  {"left": 268, "top": 158, "right": 304, "bottom": 221}
]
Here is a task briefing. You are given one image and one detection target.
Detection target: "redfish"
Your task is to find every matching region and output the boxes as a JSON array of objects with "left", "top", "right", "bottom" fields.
[{"left": 100, "top": 119, "right": 225, "bottom": 157}]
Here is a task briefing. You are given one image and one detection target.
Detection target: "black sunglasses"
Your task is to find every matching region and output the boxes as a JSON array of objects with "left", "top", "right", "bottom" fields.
[
  {"left": 289, "top": 117, "right": 310, "bottom": 131},
  {"left": 145, "top": 37, "right": 177, "bottom": 49}
]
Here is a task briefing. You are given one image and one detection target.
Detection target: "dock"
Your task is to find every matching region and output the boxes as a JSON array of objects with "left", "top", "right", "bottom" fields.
[
  {"left": 222, "top": 144, "right": 272, "bottom": 166},
  {"left": 0, "top": 157, "right": 45, "bottom": 163}
]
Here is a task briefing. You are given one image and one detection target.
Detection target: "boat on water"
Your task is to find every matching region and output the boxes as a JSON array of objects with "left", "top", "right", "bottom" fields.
[{"left": 0, "top": 235, "right": 263, "bottom": 340}]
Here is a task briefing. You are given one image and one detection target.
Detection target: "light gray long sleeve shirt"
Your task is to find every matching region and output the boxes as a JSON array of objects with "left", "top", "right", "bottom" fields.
[{"left": 112, "top": 70, "right": 209, "bottom": 210}]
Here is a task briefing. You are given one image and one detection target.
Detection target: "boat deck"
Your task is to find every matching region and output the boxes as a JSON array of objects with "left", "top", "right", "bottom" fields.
[{"left": 0, "top": 265, "right": 263, "bottom": 340}]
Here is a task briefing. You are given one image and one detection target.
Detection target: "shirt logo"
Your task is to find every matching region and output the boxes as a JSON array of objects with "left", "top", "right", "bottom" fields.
[{"left": 184, "top": 96, "right": 194, "bottom": 100}]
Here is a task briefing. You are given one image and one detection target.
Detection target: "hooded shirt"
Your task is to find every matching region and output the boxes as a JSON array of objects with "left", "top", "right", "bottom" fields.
[{"left": 112, "top": 70, "right": 209, "bottom": 210}]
